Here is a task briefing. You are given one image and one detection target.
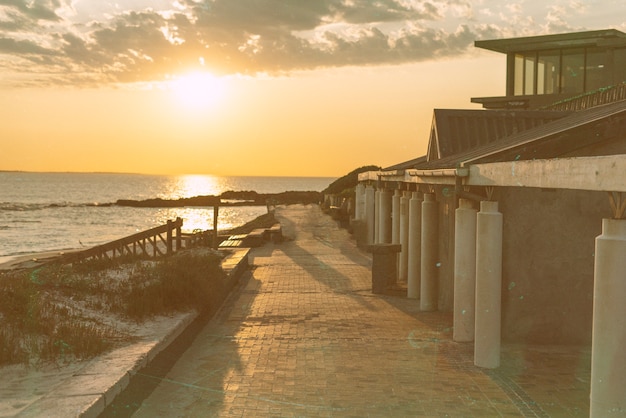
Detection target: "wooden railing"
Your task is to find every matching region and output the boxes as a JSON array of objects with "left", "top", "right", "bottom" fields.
[
  {"left": 60, "top": 218, "right": 184, "bottom": 264},
  {"left": 182, "top": 229, "right": 213, "bottom": 248}
]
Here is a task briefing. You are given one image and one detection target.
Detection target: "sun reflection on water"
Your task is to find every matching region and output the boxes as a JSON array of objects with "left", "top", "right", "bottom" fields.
[
  {"left": 162, "top": 175, "right": 221, "bottom": 200},
  {"left": 153, "top": 206, "right": 267, "bottom": 234},
  {"left": 151, "top": 175, "right": 270, "bottom": 233}
]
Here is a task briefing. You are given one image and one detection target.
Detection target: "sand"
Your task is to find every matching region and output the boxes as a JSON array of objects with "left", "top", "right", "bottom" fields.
[
  {"left": 0, "top": 253, "right": 195, "bottom": 417},
  {"left": 0, "top": 250, "right": 83, "bottom": 271}
]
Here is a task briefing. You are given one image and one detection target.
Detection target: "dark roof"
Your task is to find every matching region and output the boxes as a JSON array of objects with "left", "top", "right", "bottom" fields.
[
  {"left": 384, "top": 156, "right": 427, "bottom": 171},
  {"left": 427, "top": 109, "right": 571, "bottom": 161},
  {"left": 416, "top": 100, "right": 626, "bottom": 170},
  {"left": 475, "top": 29, "right": 626, "bottom": 54}
]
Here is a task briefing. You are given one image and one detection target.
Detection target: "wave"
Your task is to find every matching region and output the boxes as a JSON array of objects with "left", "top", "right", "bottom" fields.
[{"left": 0, "top": 202, "right": 114, "bottom": 211}]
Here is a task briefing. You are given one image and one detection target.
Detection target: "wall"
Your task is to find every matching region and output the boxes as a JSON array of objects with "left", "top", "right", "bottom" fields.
[{"left": 498, "top": 187, "right": 611, "bottom": 344}]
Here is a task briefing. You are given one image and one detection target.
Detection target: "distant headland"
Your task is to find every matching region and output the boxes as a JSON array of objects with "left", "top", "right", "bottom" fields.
[{"left": 116, "top": 190, "right": 322, "bottom": 207}]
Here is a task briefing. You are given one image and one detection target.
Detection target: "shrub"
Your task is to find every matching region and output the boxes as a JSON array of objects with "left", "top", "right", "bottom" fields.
[{"left": 0, "top": 249, "right": 226, "bottom": 366}]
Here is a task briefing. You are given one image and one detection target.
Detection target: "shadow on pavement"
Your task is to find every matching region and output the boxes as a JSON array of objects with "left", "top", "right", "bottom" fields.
[{"left": 99, "top": 309, "right": 217, "bottom": 418}]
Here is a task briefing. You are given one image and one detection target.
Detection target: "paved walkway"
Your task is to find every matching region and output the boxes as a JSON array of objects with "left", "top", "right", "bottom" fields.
[{"left": 130, "top": 204, "right": 590, "bottom": 417}]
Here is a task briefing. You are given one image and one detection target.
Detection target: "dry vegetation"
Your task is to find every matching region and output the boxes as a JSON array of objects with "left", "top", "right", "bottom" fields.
[{"left": 0, "top": 249, "right": 226, "bottom": 367}]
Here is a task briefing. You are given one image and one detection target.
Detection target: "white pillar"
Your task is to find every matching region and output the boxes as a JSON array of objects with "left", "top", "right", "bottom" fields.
[
  {"left": 399, "top": 191, "right": 410, "bottom": 281},
  {"left": 374, "top": 188, "right": 381, "bottom": 243},
  {"left": 379, "top": 189, "right": 392, "bottom": 243},
  {"left": 590, "top": 218, "right": 626, "bottom": 417},
  {"left": 407, "top": 191, "right": 422, "bottom": 299},
  {"left": 453, "top": 199, "right": 477, "bottom": 342},
  {"left": 420, "top": 193, "right": 438, "bottom": 311},
  {"left": 365, "top": 185, "right": 375, "bottom": 245},
  {"left": 474, "top": 200, "right": 502, "bottom": 369},
  {"left": 392, "top": 190, "right": 401, "bottom": 244},
  {"left": 355, "top": 183, "right": 365, "bottom": 221}
]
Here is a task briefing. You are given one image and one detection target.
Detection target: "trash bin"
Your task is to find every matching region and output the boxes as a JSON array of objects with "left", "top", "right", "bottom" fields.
[{"left": 367, "top": 244, "right": 401, "bottom": 294}]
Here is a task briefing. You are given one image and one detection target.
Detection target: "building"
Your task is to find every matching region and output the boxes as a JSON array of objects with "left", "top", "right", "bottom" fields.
[
  {"left": 472, "top": 29, "right": 626, "bottom": 110},
  {"left": 354, "top": 29, "right": 626, "bottom": 417}
]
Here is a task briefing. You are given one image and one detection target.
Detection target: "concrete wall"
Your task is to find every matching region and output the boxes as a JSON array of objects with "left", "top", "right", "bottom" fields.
[
  {"left": 498, "top": 187, "right": 611, "bottom": 344},
  {"left": 431, "top": 185, "right": 611, "bottom": 344}
]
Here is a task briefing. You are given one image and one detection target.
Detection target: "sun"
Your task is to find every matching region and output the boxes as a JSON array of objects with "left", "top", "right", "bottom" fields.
[{"left": 169, "top": 72, "right": 226, "bottom": 109}]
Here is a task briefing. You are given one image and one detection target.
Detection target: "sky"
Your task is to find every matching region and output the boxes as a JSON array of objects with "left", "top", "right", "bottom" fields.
[{"left": 1, "top": 1, "right": 624, "bottom": 177}]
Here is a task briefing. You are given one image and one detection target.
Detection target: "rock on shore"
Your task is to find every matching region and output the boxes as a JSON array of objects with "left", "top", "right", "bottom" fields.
[{"left": 116, "top": 191, "right": 322, "bottom": 207}]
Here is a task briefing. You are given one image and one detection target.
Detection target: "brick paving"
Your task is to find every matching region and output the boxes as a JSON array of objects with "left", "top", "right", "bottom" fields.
[{"left": 132, "top": 204, "right": 590, "bottom": 417}]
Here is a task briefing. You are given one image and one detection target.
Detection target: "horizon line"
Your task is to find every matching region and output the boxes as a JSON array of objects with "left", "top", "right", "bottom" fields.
[{"left": 0, "top": 169, "right": 339, "bottom": 179}]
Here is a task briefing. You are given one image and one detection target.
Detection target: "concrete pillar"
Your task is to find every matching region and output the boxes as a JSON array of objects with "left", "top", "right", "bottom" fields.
[
  {"left": 590, "top": 218, "right": 626, "bottom": 417},
  {"left": 453, "top": 199, "right": 477, "bottom": 342},
  {"left": 365, "top": 185, "right": 375, "bottom": 245},
  {"left": 379, "top": 189, "right": 392, "bottom": 243},
  {"left": 374, "top": 188, "right": 381, "bottom": 243},
  {"left": 392, "top": 190, "right": 401, "bottom": 244},
  {"left": 399, "top": 191, "right": 410, "bottom": 281},
  {"left": 420, "top": 193, "right": 438, "bottom": 311},
  {"left": 474, "top": 200, "right": 502, "bottom": 369},
  {"left": 355, "top": 183, "right": 365, "bottom": 221},
  {"left": 407, "top": 191, "right": 422, "bottom": 299}
]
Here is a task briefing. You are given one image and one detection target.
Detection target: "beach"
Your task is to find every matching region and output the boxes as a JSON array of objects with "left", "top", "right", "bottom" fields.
[
  {"left": 0, "top": 201, "right": 286, "bottom": 416},
  {"left": 0, "top": 242, "right": 250, "bottom": 417},
  {"left": 0, "top": 250, "right": 79, "bottom": 271},
  {"left": 0, "top": 172, "right": 333, "bottom": 266}
]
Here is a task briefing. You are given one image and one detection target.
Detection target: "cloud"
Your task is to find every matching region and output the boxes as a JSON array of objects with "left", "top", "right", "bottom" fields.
[
  {"left": 543, "top": 2, "right": 586, "bottom": 33},
  {"left": 0, "top": 36, "right": 56, "bottom": 55},
  {"left": 0, "top": 0, "right": 597, "bottom": 87},
  {"left": 0, "top": 0, "right": 64, "bottom": 23}
]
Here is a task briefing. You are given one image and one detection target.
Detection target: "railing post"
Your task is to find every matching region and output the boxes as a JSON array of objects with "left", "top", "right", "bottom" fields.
[
  {"left": 176, "top": 217, "right": 182, "bottom": 251},
  {"left": 167, "top": 220, "right": 173, "bottom": 255},
  {"left": 213, "top": 200, "right": 220, "bottom": 249}
]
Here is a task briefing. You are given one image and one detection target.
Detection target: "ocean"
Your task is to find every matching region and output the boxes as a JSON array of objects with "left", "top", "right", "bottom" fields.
[{"left": 0, "top": 172, "right": 334, "bottom": 264}]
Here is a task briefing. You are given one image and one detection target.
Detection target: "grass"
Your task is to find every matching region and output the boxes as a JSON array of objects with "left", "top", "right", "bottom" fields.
[{"left": 0, "top": 248, "right": 226, "bottom": 367}]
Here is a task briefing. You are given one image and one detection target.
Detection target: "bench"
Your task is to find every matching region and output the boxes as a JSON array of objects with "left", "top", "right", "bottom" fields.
[
  {"left": 244, "top": 229, "right": 266, "bottom": 247},
  {"left": 267, "top": 223, "right": 283, "bottom": 243},
  {"left": 219, "top": 239, "right": 244, "bottom": 248}
]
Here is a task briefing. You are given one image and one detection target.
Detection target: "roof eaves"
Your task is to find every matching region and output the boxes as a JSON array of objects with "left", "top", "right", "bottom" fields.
[
  {"left": 460, "top": 100, "right": 626, "bottom": 167},
  {"left": 475, "top": 29, "right": 626, "bottom": 53},
  {"left": 416, "top": 100, "right": 626, "bottom": 170}
]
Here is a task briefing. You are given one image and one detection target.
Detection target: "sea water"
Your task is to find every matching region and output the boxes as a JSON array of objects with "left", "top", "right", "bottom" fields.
[{"left": 0, "top": 172, "right": 334, "bottom": 264}]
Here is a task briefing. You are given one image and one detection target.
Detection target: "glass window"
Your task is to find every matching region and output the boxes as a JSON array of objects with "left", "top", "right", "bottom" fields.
[
  {"left": 615, "top": 48, "right": 626, "bottom": 84},
  {"left": 524, "top": 53, "right": 536, "bottom": 95},
  {"left": 514, "top": 54, "right": 524, "bottom": 95},
  {"left": 561, "top": 48, "right": 584, "bottom": 94},
  {"left": 537, "top": 50, "right": 560, "bottom": 94},
  {"left": 586, "top": 47, "right": 609, "bottom": 91}
]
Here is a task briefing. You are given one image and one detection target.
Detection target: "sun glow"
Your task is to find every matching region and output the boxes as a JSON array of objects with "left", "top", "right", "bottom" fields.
[
  {"left": 169, "top": 72, "right": 226, "bottom": 109},
  {"left": 175, "top": 174, "right": 220, "bottom": 198}
]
